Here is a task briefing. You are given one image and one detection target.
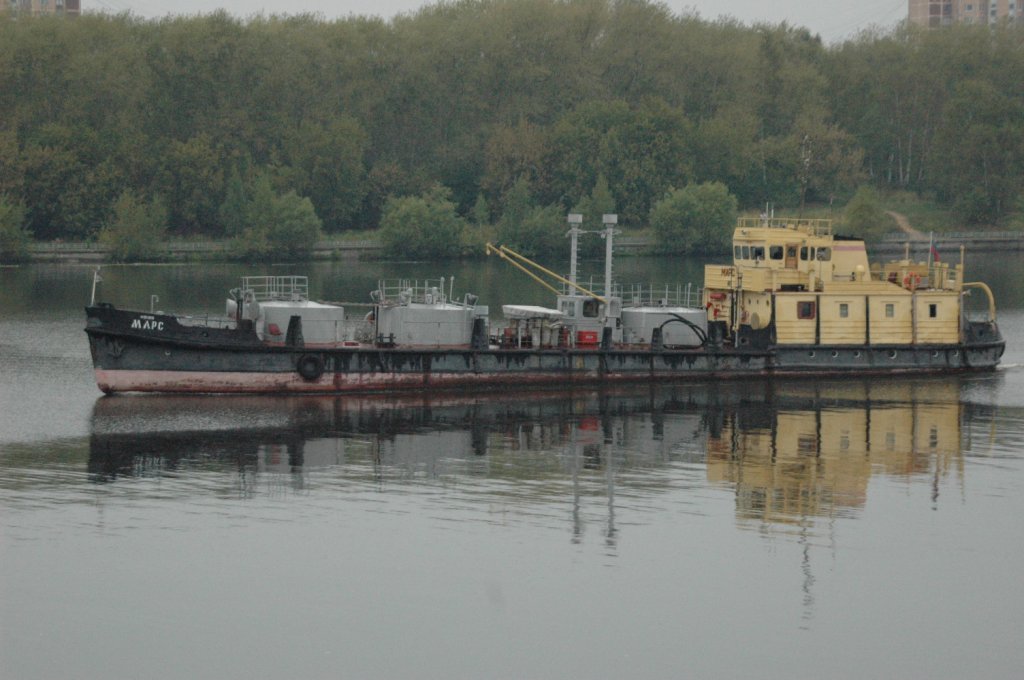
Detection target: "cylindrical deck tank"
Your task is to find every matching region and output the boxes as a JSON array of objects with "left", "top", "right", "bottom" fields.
[
  {"left": 620, "top": 307, "right": 706, "bottom": 347},
  {"left": 376, "top": 303, "right": 482, "bottom": 346}
]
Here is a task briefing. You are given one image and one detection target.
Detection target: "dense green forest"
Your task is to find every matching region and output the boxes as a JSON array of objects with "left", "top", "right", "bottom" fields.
[{"left": 1, "top": 0, "right": 1023, "bottom": 259}]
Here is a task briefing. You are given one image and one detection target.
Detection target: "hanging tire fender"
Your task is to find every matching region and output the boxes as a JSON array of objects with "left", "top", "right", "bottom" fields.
[{"left": 296, "top": 353, "right": 324, "bottom": 381}]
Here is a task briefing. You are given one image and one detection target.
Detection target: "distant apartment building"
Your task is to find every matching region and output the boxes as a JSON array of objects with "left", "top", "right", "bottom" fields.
[
  {"left": 909, "top": 1, "right": 1022, "bottom": 27},
  {"left": 3, "top": 1, "right": 81, "bottom": 16}
]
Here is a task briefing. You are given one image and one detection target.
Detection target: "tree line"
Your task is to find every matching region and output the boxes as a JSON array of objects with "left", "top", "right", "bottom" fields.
[{"left": 1, "top": 0, "right": 1022, "bottom": 261}]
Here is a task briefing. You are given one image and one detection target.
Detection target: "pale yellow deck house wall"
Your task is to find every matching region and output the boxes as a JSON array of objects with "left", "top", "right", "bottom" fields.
[
  {"left": 818, "top": 295, "right": 867, "bottom": 344},
  {"left": 828, "top": 281, "right": 915, "bottom": 345},
  {"left": 704, "top": 265, "right": 736, "bottom": 290},
  {"left": 868, "top": 296, "right": 913, "bottom": 344},
  {"left": 774, "top": 294, "right": 817, "bottom": 344},
  {"left": 914, "top": 291, "right": 960, "bottom": 343}
]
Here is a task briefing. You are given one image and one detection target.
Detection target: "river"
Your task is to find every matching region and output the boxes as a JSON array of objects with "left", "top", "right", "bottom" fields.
[{"left": 2, "top": 254, "right": 1023, "bottom": 679}]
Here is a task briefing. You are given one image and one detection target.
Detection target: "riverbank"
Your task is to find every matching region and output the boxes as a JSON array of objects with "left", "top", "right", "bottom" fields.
[
  {"left": 23, "top": 235, "right": 655, "bottom": 263},
  {"left": 874, "top": 230, "right": 1024, "bottom": 254},
  {"left": 26, "top": 238, "right": 384, "bottom": 263},
  {"left": 23, "top": 229, "right": 1024, "bottom": 264}
]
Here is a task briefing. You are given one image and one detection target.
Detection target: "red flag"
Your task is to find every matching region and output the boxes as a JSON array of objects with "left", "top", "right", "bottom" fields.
[{"left": 930, "top": 245, "right": 940, "bottom": 262}]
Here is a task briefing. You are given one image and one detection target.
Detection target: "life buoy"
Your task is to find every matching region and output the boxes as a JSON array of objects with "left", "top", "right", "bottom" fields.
[
  {"left": 296, "top": 354, "right": 324, "bottom": 381},
  {"left": 903, "top": 273, "right": 921, "bottom": 291}
]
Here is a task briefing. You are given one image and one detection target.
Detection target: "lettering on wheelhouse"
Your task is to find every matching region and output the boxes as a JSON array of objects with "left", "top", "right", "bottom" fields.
[{"left": 131, "top": 315, "right": 165, "bottom": 332}]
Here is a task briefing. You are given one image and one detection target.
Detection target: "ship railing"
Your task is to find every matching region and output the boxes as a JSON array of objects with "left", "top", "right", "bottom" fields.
[
  {"left": 175, "top": 314, "right": 237, "bottom": 329},
  {"left": 558, "top": 280, "right": 703, "bottom": 309},
  {"left": 351, "top": 320, "right": 377, "bottom": 344},
  {"left": 737, "top": 216, "right": 832, "bottom": 236},
  {"left": 621, "top": 283, "right": 704, "bottom": 309},
  {"left": 241, "top": 276, "right": 309, "bottom": 302},
  {"left": 374, "top": 278, "right": 464, "bottom": 306},
  {"left": 557, "top": 277, "right": 613, "bottom": 300}
]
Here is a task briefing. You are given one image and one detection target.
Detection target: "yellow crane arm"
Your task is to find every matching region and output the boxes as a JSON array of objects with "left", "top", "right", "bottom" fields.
[
  {"left": 485, "top": 243, "right": 606, "bottom": 303},
  {"left": 485, "top": 243, "right": 562, "bottom": 297}
]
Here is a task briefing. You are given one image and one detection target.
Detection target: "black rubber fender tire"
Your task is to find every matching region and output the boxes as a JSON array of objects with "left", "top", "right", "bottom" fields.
[{"left": 296, "top": 354, "right": 324, "bottom": 381}]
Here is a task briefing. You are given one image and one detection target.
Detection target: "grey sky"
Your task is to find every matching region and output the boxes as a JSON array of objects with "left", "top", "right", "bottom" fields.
[{"left": 90, "top": 1, "right": 907, "bottom": 43}]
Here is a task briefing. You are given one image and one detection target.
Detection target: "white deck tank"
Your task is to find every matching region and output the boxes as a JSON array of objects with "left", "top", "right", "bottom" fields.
[
  {"left": 259, "top": 300, "right": 347, "bottom": 345},
  {"left": 621, "top": 307, "right": 706, "bottom": 347},
  {"left": 376, "top": 303, "right": 485, "bottom": 347}
]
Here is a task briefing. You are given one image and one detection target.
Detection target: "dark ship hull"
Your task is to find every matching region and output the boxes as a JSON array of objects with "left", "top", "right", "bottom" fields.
[{"left": 85, "top": 303, "right": 1005, "bottom": 395}]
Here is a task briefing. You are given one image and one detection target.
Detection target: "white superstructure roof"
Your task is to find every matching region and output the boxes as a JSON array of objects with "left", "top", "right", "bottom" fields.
[{"left": 502, "top": 305, "right": 564, "bottom": 320}]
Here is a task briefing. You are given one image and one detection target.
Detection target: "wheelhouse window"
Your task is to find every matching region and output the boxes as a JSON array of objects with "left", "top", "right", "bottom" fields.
[
  {"left": 741, "top": 245, "right": 750, "bottom": 260},
  {"left": 751, "top": 246, "right": 765, "bottom": 261},
  {"left": 929, "top": 303, "right": 938, "bottom": 318},
  {"left": 734, "top": 245, "right": 742, "bottom": 260},
  {"left": 800, "top": 246, "right": 809, "bottom": 261},
  {"left": 797, "top": 301, "right": 816, "bottom": 320},
  {"left": 816, "top": 247, "right": 831, "bottom": 261},
  {"left": 582, "top": 299, "right": 600, "bottom": 318},
  {"left": 769, "top": 245, "right": 784, "bottom": 260}
]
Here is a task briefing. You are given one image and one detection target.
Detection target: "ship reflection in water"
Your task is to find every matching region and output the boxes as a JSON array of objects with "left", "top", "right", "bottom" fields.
[
  {"left": 707, "top": 379, "right": 976, "bottom": 525},
  {"left": 88, "top": 376, "right": 996, "bottom": 532}
]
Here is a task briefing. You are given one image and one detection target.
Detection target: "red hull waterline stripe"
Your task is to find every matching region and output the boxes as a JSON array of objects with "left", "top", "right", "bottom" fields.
[
  {"left": 94, "top": 368, "right": 635, "bottom": 393},
  {"left": 93, "top": 360, "right": 985, "bottom": 393}
]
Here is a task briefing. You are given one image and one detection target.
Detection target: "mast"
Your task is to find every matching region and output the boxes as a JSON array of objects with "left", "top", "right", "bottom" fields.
[
  {"left": 567, "top": 213, "right": 583, "bottom": 287},
  {"left": 90, "top": 267, "right": 102, "bottom": 306},
  {"left": 602, "top": 214, "right": 617, "bottom": 302}
]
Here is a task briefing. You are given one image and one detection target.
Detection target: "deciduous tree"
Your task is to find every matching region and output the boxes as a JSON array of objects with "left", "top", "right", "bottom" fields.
[
  {"left": 0, "top": 194, "right": 30, "bottom": 263},
  {"left": 379, "top": 185, "right": 465, "bottom": 259},
  {"left": 650, "top": 182, "right": 737, "bottom": 254},
  {"left": 842, "top": 186, "right": 889, "bottom": 242},
  {"left": 99, "top": 191, "right": 168, "bottom": 262}
]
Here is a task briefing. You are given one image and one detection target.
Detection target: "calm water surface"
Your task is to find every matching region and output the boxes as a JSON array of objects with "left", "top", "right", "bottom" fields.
[{"left": 2, "top": 255, "right": 1024, "bottom": 679}]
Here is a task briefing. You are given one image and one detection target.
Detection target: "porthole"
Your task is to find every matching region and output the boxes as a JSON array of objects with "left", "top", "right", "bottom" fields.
[
  {"left": 808, "top": 351, "right": 815, "bottom": 358},
  {"left": 888, "top": 350, "right": 897, "bottom": 360},
  {"left": 932, "top": 350, "right": 940, "bottom": 358},
  {"left": 164, "top": 350, "right": 171, "bottom": 356},
  {"left": 831, "top": 350, "right": 839, "bottom": 358},
  {"left": 853, "top": 350, "right": 861, "bottom": 358},
  {"left": 952, "top": 350, "right": 959, "bottom": 357}
]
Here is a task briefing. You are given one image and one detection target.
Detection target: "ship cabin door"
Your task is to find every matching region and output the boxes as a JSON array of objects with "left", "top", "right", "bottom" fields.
[{"left": 785, "top": 244, "right": 799, "bottom": 269}]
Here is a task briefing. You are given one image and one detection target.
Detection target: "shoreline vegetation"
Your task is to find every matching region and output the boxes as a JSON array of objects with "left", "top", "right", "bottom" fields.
[
  {"left": 18, "top": 225, "right": 1024, "bottom": 265},
  {"left": 2, "top": 2, "right": 1023, "bottom": 264}
]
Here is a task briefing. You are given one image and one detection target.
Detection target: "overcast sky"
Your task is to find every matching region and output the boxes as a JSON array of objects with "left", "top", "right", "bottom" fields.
[{"left": 90, "top": 1, "right": 908, "bottom": 43}]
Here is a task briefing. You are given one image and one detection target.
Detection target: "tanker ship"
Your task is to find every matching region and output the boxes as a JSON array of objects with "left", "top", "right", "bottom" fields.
[{"left": 84, "top": 216, "right": 1004, "bottom": 394}]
